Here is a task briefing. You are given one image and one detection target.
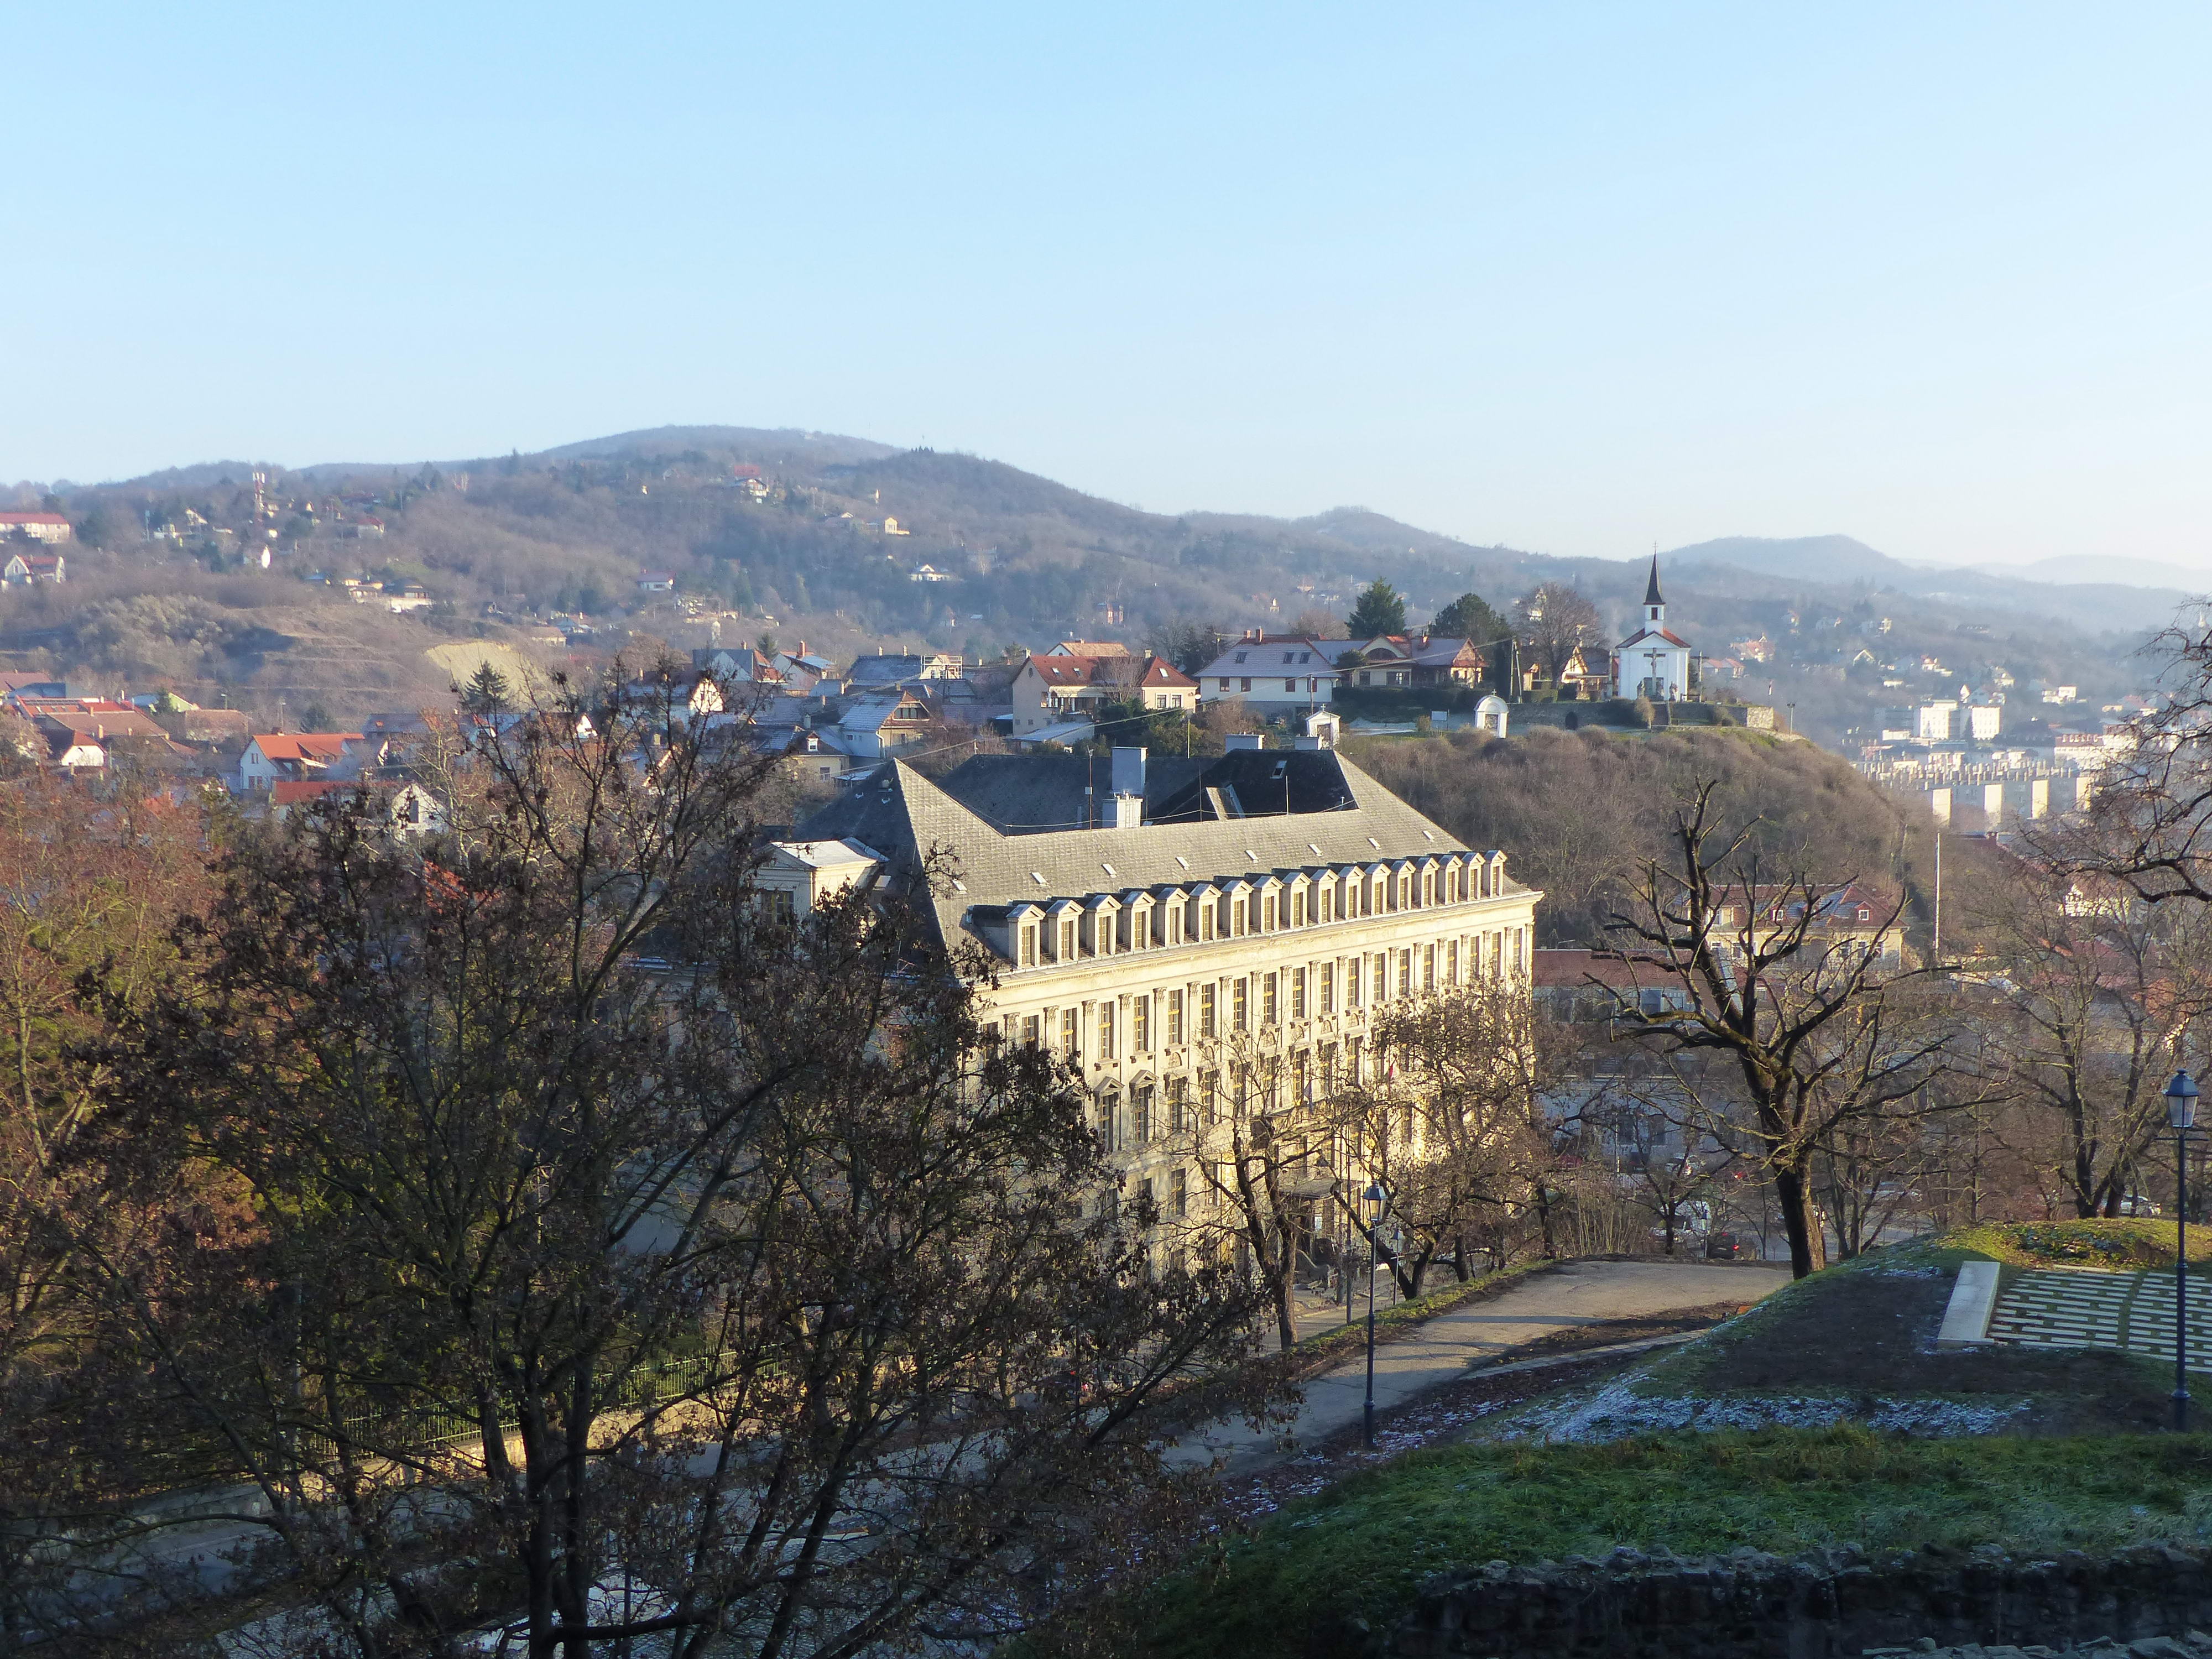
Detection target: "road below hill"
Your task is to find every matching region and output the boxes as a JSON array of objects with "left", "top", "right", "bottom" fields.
[{"left": 1175, "top": 1257, "right": 1792, "bottom": 1474}]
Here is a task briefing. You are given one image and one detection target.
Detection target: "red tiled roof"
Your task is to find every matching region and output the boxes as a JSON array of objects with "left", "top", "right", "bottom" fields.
[
  {"left": 251, "top": 732, "right": 363, "bottom": 761},
  {"left": 0, "top": 513, "right": 69, "bottom": 527}
]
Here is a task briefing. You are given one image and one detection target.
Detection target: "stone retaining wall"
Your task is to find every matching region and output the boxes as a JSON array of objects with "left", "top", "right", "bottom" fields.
[{"left": 1382, "top": 1543, "right": 2212, "bottom": 1657}]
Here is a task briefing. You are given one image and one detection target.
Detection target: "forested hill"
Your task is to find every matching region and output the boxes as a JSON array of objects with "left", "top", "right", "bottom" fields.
[{"left": 7, "top": 424, "right": 2182, "bottom": 730}]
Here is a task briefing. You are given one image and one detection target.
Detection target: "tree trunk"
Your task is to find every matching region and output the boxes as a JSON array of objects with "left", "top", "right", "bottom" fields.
[
  {"left": 1773, "top": 1162, "right": 1828, "bottom": 1279},
  {"left": 1451, "top": 1235, "right": 1471, "bottom": 1282}
]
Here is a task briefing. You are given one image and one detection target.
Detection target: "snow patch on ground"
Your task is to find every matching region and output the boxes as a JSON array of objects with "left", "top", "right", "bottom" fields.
[{"left": 1489, "top": 1375, "right": 2031, "bottom": 1443}]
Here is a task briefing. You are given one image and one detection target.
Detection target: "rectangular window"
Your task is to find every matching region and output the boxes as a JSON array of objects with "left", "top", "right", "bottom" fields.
[
  {"left": 1061, "top": 917, "right": 1078, "bottom": 960},
  {"left": 1231, "top": 898, "right": 1246, "bottom": 937},
  {"left": 1022, "top": 1013, "right": 1041, "bottom": 1047},
  {"left": 1098, "top": 999, "right": 1116, "bottom": 1059},
  {"left": 1172, "top": 1165, "right": 1187, "bottom": 1218},
  {"left": 1424, "top": 942, "right": 1436, "bottom": 993},
  {"left": 1292, "top": 1051, "right": 1310, "bottom": 1105},
  {"left": 1262, "top": 972, "right": 1278, "bottom": 1025},
  {"left": 1233, "top": 977, "right": 1249, "bottom": 1031},
  {"left": 1168, "top": 987, "right": 1186, "bottom": 1046},
  {"left": 1019, "top": 924, "right": 1036, "bottom": 966},
  {"left": 1199, "top": 1070, "right": 1219, "bottom": 1126},
  {"left": 1285, "top": 678, "right": 1297, "bottom": 692},
  {"left": 1399, "top": 951, "right": 1412, "bottom": 998},
  {"left": 1262, "top": 892, "right": 1277, "bottom": 932},
  {"left": 1321, "top": 961, "right": 1335, "bottom": 1014},
  {"left": 1167, "top": 1074, "right": 1188, "bottom": 1134},
  {"left": 1200, "top": 982, "right": 1216, "bottom": 1038},
  {"left": 1347, "top": 1036, "right": 1363, "bottom": 1087},
  {"left": 1061, "top": 1007, "right": 1078, "bottom": 1056},
  {"left": 1292, "top": 966, "right": 1307, "bottom": 1021},
  {"left": 1292, "top": 889, "right": 1306, "bottom": 927},
  {"left": 1134, "top": 993, "right": 1151, "bottom": 1052},
  {"left": 1199, "top": 902, "right": 1215, "bottom": 942},
  {"left": 1133, "top": 1082, "right": 1154, "bottom": 1144},
  {"left": 1320, "top": 1042, "right": 1337, "bottom": 1096},
  {"left": 1347, "top": 956, "right": 1361, "bottom": 1008},
  {"left": 1373, "top": 954, "right": 1387, "bottom": 1003},
  {"left": 1097, "top": 1097, "right": 1118, "bottom": 1154},
  {"left": 1448, "top": 937, "right": 1460, "bottom": 984}
]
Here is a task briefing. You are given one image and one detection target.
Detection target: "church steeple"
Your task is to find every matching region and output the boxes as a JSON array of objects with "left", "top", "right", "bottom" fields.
[{"left": 1644, "top": 554, "right": 1665, "bottom": 625}]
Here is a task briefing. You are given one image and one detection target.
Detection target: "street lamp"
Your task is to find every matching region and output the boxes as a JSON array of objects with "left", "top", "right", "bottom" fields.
[
  {"left": 2168, "top": 1069, "right": 2200, "bottom": 1432},
  {"left": 1361, "top": 1180, "right": 1391, "bottom": 1450}
]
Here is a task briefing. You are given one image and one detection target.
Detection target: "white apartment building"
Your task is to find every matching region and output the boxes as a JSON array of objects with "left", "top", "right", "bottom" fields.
[{"left": 761, "top": 744, "right": 1541, "bottom": 1235}]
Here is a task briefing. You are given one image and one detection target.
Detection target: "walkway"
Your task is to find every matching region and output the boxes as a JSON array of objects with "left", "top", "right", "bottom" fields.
[{"left": 1175, "top": 1256, "right": 1791, "bottom": 1472}]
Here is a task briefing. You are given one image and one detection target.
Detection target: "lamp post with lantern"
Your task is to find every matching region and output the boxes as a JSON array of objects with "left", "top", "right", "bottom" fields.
[
  {"left": 1360, "top": 1179, "right": 1399, "bottom": 1451},
  {"left": 2167, "top": 1069, "right": 2200, "bottom": 1432}
]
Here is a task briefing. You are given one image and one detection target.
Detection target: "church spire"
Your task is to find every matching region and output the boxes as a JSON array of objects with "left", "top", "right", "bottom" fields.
[{"left": 1644, "top": 552, "right": 1664, "bottom": 609}]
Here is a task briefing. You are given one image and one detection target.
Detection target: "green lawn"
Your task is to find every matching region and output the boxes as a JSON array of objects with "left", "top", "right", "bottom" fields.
[{"left": 1138, "top": 1430, "right": 2212, "bottom": 1659}]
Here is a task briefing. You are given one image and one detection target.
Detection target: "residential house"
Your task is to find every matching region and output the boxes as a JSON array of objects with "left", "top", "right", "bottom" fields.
[
  {"left": 1731, "top": 636, "right": 1774, "bottom": 664},
  {"left": 1338, "top": 635, "right": 1487, "bottom": 692},
  {"left": 764, "top": 743, "right": 1542, "bottom": 1246},
  {"left": 1, "top": 550, "right": 65, "bottom": 585},
  {"left": 836, "top": 690, "right": 941, "bottom": 758},
  {"left": 1192, "top": 633, "right": 1340, "bottom": 716},
  {"left": 239, "top": 731, "right": 370, "bottom": 793},
  {"left": 848, "top": 652, "right": 963, "bottom": 685},
  {"left": 636, "top": 571, "right": 677, "bottom": 594},
  {"left": 1012, "top": 653, "right": 1199, "bottom": 733},
  {"left": 883, "top": 518, "right": 912, "bottom": 538},
  {"left": 1045, "top": 640, "right": 1131, "bottom": 658},
  {"left": 0, "top": 513, "right": 72, "bottom": 544}
]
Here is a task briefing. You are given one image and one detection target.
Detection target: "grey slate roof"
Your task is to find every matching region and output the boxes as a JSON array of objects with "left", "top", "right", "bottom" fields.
[
  {"left": 791, "top": 750, "right": 1510, "bottom": 956},
  {"left": 929, "top": 753, "right": 1211, "bottom": 833}
]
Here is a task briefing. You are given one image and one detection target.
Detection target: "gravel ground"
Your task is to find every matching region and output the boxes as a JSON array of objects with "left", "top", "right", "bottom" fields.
[{"left": 1866, "top": 1636, "right": 2212, "bottom": 1657}]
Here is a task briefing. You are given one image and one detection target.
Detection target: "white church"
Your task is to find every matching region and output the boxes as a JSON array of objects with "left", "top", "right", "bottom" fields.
[{"left": 1613, "top": 555, "right": 1694, "bottom": 701}]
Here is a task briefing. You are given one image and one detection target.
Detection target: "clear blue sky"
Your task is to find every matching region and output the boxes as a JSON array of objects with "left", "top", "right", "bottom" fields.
[{"left": 10, "top": 3, "right": 2212, "bottom": 570}]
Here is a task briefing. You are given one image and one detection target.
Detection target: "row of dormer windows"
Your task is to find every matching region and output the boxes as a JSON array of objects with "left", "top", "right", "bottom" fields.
[{"left": 1009, "top": 849, "right": 1511, "bottom": 968}]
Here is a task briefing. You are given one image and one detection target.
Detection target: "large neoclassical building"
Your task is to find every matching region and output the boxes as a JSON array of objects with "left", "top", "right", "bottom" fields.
[{"left": 759, "top": 738, "right": 1542, "bottom": 1227}]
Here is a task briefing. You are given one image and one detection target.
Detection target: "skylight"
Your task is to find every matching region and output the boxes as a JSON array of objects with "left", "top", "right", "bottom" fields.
[
  {"left": 1100, "top": 862, "right": 1116, "bottom": 877},
  {"left": 1031, "top": 872, "right": 1046, "bottom": 886}
]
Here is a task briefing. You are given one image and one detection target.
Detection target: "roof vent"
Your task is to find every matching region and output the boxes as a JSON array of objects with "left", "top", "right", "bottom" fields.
[
  {"left": 1367, "top": 837, "right": 1380, "bottom": 849},
  {"left": 1031, "top": 872, "right": 1046, "bottom": 886}
]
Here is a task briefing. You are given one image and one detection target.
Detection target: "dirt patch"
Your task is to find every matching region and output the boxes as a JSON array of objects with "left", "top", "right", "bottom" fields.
[
  {"left": 1232, "top": 1349, "right": 1654, "bottom": 1522},
  {"left": 1470, "top": 1302, "right": 1749, "bottom": 1368},
  {"left": 1657, "top": 1262, "right": 2177, "bottom": 1434}
]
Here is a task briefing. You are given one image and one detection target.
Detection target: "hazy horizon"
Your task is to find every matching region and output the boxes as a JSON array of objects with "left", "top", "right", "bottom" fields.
[{"left": 11, "top": 4, "right": 2212, "bottom": 573}]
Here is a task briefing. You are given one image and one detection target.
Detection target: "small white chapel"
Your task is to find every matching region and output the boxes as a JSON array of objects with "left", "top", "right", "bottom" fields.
[{"left": 1613, "top": 555, "right": 1693, "bottom": 701}]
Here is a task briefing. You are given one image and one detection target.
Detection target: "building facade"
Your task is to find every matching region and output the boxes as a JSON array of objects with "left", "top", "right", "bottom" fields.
[
  {"left": 1613, "top": 556, "right": 1693, "bottom": 701},
  {"left": 1193, "top": 632, "right": 1341, "bottom": 714},
  {"left": 765, "top": 745, "right": 1542, "bottom": 1232}
]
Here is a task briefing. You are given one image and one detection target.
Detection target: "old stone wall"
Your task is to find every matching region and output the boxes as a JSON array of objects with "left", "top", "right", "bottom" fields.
[{"left": 1383, "top": 1542, "right": 2212, "bottom": 1658}]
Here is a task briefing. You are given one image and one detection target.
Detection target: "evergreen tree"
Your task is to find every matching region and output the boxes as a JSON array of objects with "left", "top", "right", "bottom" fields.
[
  {"left": 461, "top": 660, "right": 513, "bottom": 715},
  {"left": 1346, "top": 578, "right": 1407, "bottom": 639},
  {"left": 1431, "top": 591, "right": 1509, "bottom": 649}
]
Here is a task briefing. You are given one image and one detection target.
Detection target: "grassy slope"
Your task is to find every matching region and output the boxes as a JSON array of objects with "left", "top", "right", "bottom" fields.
[
  {"left": 1130, "top": 1222, "right": 2212, "bottom": 1659},
  {"left": 1142, "top": 1432, "right": 2212, "bottom": 1659}
]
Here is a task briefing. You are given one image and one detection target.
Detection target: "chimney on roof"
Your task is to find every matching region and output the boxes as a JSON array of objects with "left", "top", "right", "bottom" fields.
[
  {"left": 1224, "top": 733, "right": 1265, "bottom": 752},
  {"left": 1109, "top": 792, "right": 1142, "bottom": 830},
  {"left": 1110, "top": 745, "right": 1146, "bottom": 801}
]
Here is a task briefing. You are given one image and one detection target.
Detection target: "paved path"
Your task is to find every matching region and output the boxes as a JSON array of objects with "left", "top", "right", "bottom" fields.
[{"left": 1175, "top": 1258, "right": 1791, "bottom": 1472}]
